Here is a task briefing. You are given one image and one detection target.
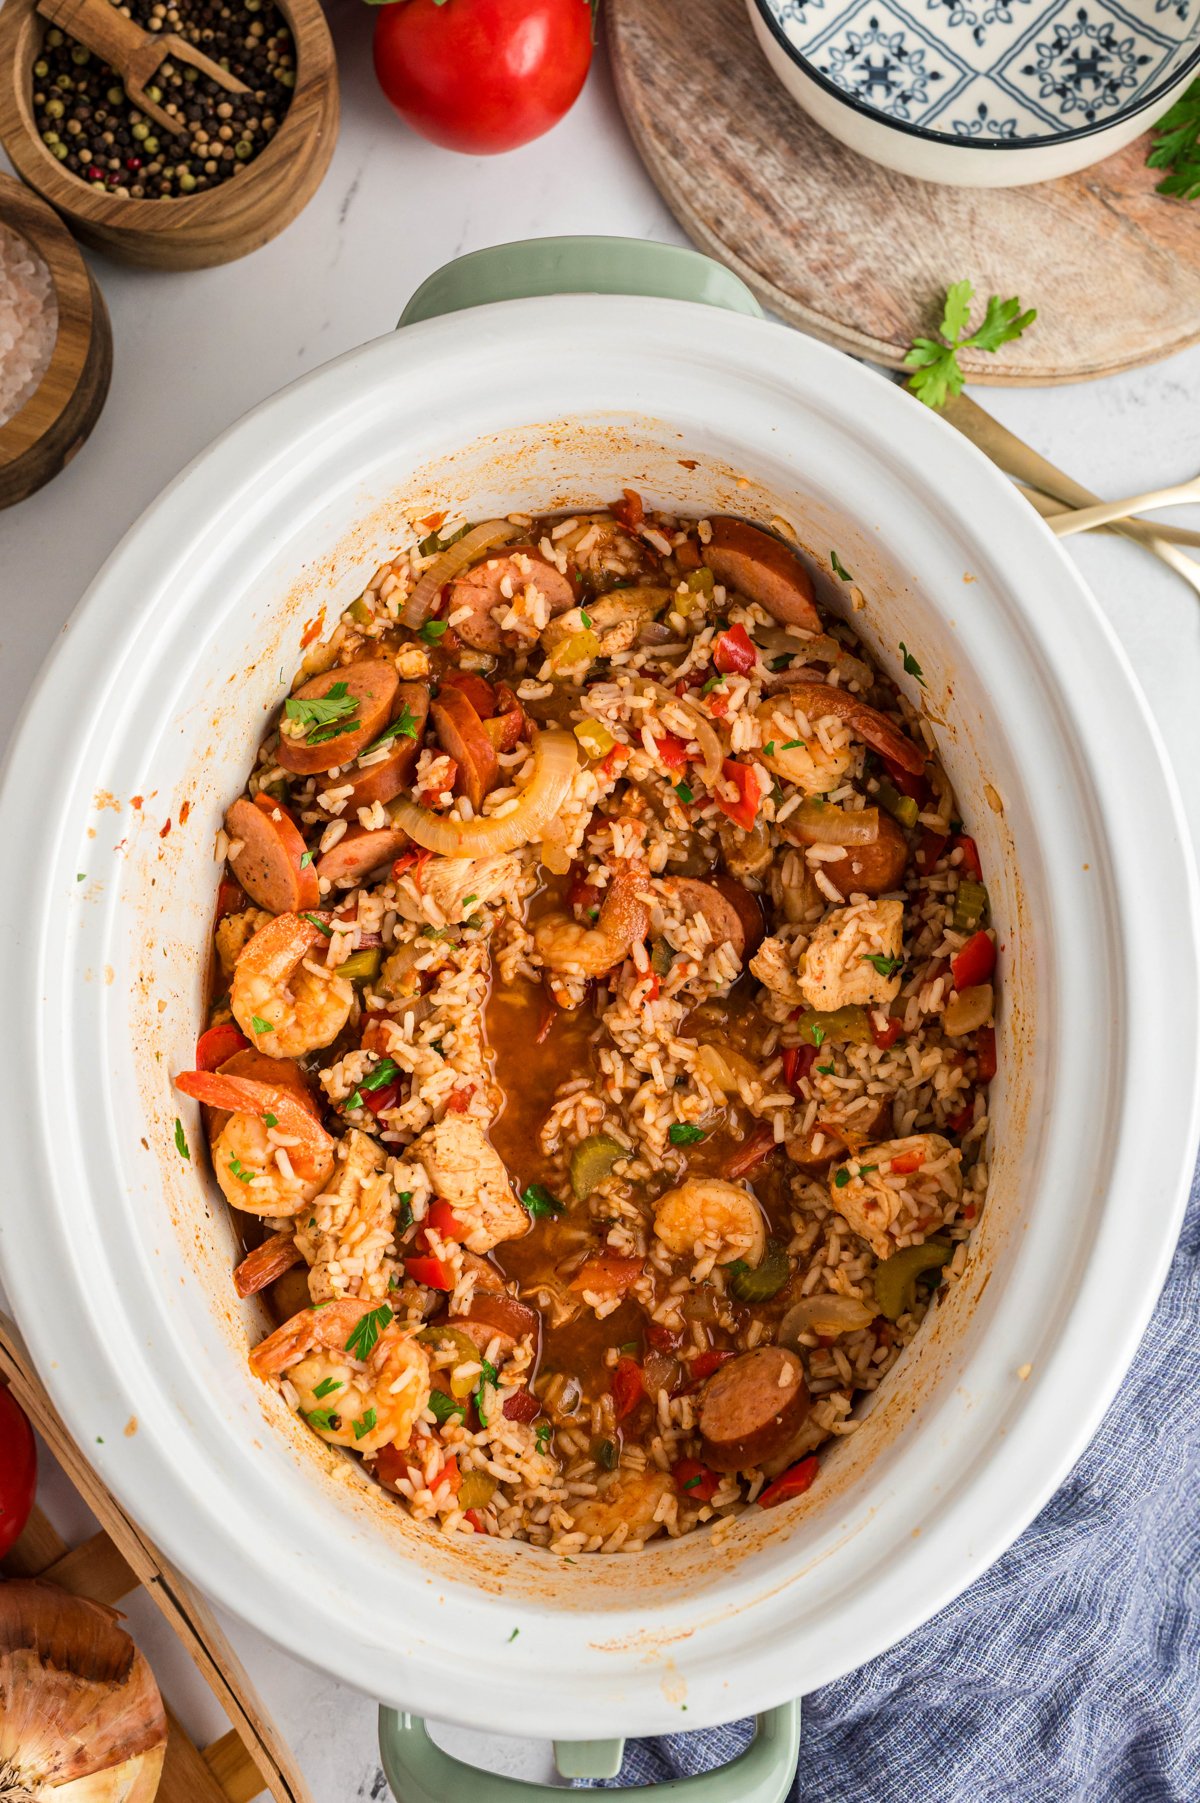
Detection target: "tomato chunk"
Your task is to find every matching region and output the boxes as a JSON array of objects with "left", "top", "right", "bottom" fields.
[
  {"left": 889, "top": 1150, "right": 924, "bottom": 1175},
  {"left": 975, "top": 1026, "right": 997, "bottom": 1084},
  {"left": 869, "top": 1011, "right": 904, "bottom": 1050},
  {"left": 714, "top": 759, "right": 760, "bottom": 832},
  {"left": 782, "top": 1044, "right": 817, "bottom": 1098},
  {"left": 611, "top": 1355, "right": 645, "bottom": 1423},
  {"left": 687, "top": 1349, "right": 737, "bottom": 1383},
  {"left": 653, "top": 731, "right": 690, "bottom": 773},
  {"left": 404, "top": 1253, "right": 454, "bottom": 1292},
  {"left": 950, "top": 834, "right": 983, "bottom": 881},
  {"left": 672, "top": 1458, "right": 719, "bottom": 1503},
  {"left": 611, "top": 487, "right": 645, "bottom": 532},
  {"left": 713, "top": 623, "right": 757, "bottom": 676},
  {"left": 759, "top": 1455, "right": 819, "bottom": 1509},
  {"left": 425, "top": 1199, "right": 467, "bottom": 1243},
  {"left": 502, "top": 1390, "right": 541, "bottom": 1424},
  {"left": 722, "top": 1123, "right": 775, "bottom": 1179},
  {"left": 951, "top": 930, "right": 996, "bottom": 990},
  {"left": 916, "top": 828, "right": 948, "bottom": 875},
  {"left": 195, "top": 1022, "right": 250, "bottom": 1071}
]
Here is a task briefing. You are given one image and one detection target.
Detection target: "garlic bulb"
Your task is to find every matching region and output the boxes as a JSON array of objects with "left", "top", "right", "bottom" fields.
[{"left": 0, "top": 1581, "right": 167, "bottom": 1801}]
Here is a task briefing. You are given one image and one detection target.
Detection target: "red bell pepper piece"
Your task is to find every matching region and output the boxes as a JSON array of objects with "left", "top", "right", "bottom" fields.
[
  {"left": 975, "top": 1026, "right": 997, "bottom": 1084},
  {"left": 502, "top": 1390, "right": 541, "bottom": 1424},
  {"left": 672, "top": 1458, "right": 719, "bottom": 1503},
  {"left": 611, "top": 1355, "right": 645, "bottom": 1423},
  {"left": 713, "top": 622, "right": 757, "bottom": 676},
  {"left": 715, "top": 759, "right": 760, "bottom": 832},
  {"left": 881, "top": 757, "right": 929, "bottom": 806},
  {"left": 951, "top": 930, "right": 996, "bottom": 990},
  {"left": 916, "top": 829, "right": 948, "bottom": 875},
  {"left": 404, "top": 1253, "right": 454, "bottom": 1292},
  {"left": 950, "top": 834, "right": 983, "bottom": 881},
  {"left": 687, "top": 1349, "right": 737, "bottom": 1383},
  {"left": 568, "top": 1253, "right": 644, "bottom": 1296},
  {"left": 869, "top": 1011, "right": 904, "bottom": 1050},
  {"left": 196, "top": 1022, "right": 250, "bottom": 1071},
  {"left": 216, "top": 877, "right": 246, "bottom": 920},
  {"left": 646, "top": 1321, "right": 684, "bottom": 1354},
  {"left": 611, "top": 487, "right": 645, "bottom": 532},
  {"left": 947, "top": 1096, "right": 976, "bottom": 1136},
  {"left": 759, "top": 1455, "right": 819, "bottom": 1509},
  {"left": 889, "top": 1150, "right": 925, "bottom": 1175},
  {"left": 363, "top": 1079, "right": 402, "bottom": 1117},
  {"left": 597, "top": 744, "right": 630, "bottom": 781},
  {"left": 653, "top": 731, "right": 690, "bottom": 773},
  {"left": 443, "top": 1086, "right": 473, "bottom": 1114},
  {"left": 425, "top": 1199, "right": 467, "bottom": 1243},
  {"left": 435, "top": 1454, "right": 462, "bottom": 1497},
  {"left": 782, "top": 1043, "right": 817, "bottom": 1098},
  {"left": 463, "top": 1509, "right": 485, "bottom": 1532}
]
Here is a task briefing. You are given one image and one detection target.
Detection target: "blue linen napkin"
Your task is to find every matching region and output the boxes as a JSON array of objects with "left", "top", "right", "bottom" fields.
[{"left": 594, "top": 1155, "right": 1200, "bottom": 1800}]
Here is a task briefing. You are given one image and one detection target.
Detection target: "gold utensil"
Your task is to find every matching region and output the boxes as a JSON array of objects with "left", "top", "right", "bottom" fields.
[
  {"left": 1047, "top": 475, "right": 1200, "bottom": 538},
  {"left": 1016, "top": 486, "right": 1200, "bottom": 598}
]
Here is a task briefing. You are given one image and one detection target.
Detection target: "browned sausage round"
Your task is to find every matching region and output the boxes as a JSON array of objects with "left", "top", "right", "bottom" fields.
[
  {"left": 704, "top": 519, "right": 822, "bottom": 633},
  {"left": 789, "top": 812, "right": 908, "bottom": 899},
  {"left": 663, "top": 874, "right": 764, "bottom": 963},
  {"left": 431, "top": 686, "right": 500, "bottom": 812},
  {"left": 786, "top": 1093, "right": 892, "bottom": 1172},
  {"left": 451, "top": 1293, "right": 540, "bottom": 1359},
  {"left": 316, "top": 823, "right": 410, "bottom": 887},
  {"left": 276, "top": 661, "right": 400, "bottom": 776},
  {"left": 697, "top": 1346, "right": 810, "bottom": 1473},
  {"left": 225, "top": 793, "right": 318, "bottom": 915},
  {"left": 333, "top": 682, "right": 429, "bottom": 814},
  {"left": 450, "top": 549, "right": 576, "bottom": 653}
]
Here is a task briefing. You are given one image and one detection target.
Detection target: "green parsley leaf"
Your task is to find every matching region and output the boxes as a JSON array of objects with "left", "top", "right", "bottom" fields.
[
  {"left": 174, "top": 1118, "right": 190, "bottom": 1161},
  {"left": 674, "top": 780, "right": 694, "bottom": 805},
  {"left": 299, "top": 850, "right": 313, "bottom": 869},
  {"left": 833, "top": 1167, "right": 851, "bottom": 1189},
  {"left": 76, "top": 872, "right": 85, "bottom": 882},
  {"left": 305, "top": 1407, "right": 338, "bottom": 1432},
  {"left": 473, "top": 1357, "right": 499, "bottom": 1427},
  {"left": 360, "top": 705, "right": 420, "bottom": 757},
  {"left": 682, "top": 1473, "right": 702, "bottom": 1490},
  {"left": 1148, "top": 79, "right": 1200, "bottom": 200},
  {"left": 461, "top": 894, "right": 478, "bottom": 908},
  {"left": 344, "top": 1090, "right": 364, "bottom": 1114},
  {"left": 810, "top": 1025, "right": 826, "bottom": 1047},
  {"left": 535, "top": 1424, "right": 551, "bottom": 1453},
  {"left": 353, "top": 1407, "right": 378, "bottom": 1441},
  {"left": 520, "top": 1183, "right": 564, "bottom": 1219},
  {"left": 668, "top": 1123, "right": 707, "bottom": 1145},
  {"left": 227, "top": 1158, "right": 255, "bottom": 1185},
  {"left": 861, "top": 953, "right": 903, "bottom": 977},
  {"left": 700, "top": 673, "right": 725, "bottom": 697},
  {"left": 770, "top": 654, "right": 791, "bottom": 671},
  {"left": 899, "top": 642, "right": 926, "bottom": 686},
  {"left": 904, "top": 281, "right": 1037, "bottom": 410},
  {"left": 580, "top": 609, "right": 593, "bottom": 628},
  {"left": 781, "top": 738, "right": 804, "bottom": 750},
  {"left": 830, "top": 550, "right": 854, "bottom": 583},
  {"left": 763, "top": 741, "right": 776, "bottom": 757},
  {"left": 508, "top": 1627, "right": 520, "bottom": 1642},
  {"left": 362, "top": 1058, "right": 401, "bottom": 1092},
  {"left": 816, "top": 1064, "right": 835, "bottom": 1076},
  {"left": 285, "top": 680, "right": 361, "bottom": 745},
  {"left": 312, "top": 1376, "right": 342, "bottom": 1400},
  {"left": 251, "top": 1014, "right": 274, "bottom": 1035},
  {"left": 429, "top": 1389, "right": 466, "bottom": 1425},
  {"left": 858, "top": 1164, "right": 878, "bottom": 1176},
  {"left": 344, "top": 1304, "right": 393, "bottom": 1362},
  {"left": 420, "top": 619, "right": 449, "bottom": 644},
  {"left": 263, "top": 1112, "right": 278, "bottom": 1129},
  {"left": 303, "top": 912, "right": 333, "bottom": 937}
]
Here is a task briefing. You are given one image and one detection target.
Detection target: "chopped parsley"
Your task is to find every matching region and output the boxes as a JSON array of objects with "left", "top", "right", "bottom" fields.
[
  {"left": 353, "top": 1408, "right": 378, "bottom": 1441},
  {"left": 810, "top": 1025, "right": 826, "bottom": 1048},
  {"left": 285, "top": 680, "right": 360, "bottom": 745},
  {"left": 858, "top": 1164, "right": 878, "bottom": 1176},
  {"left": 303, "top": 912, "right": 333, "bottom": 937},
  {"left": 76, "top": 872, "right": 85, "bottom": 882},
  {"left": 830, "top": 550, "right": 854, "bottom": 582},
  {"left": 580, "top": 609, "right": 593, "bottom": 628},
  {"left": 770, "top": 655, "right": 791, "bottom": 671},
  {"left": 299, "top": 850, "right": 314, "bottom": 869},
  {"left": 508, "top": 1628, "right": 520, "bottom": 1642},
  {"left": 473, "top": 1357, "right": 499, "bottom": 1427},
  {"left": 763, "top": 741, "right": 776, "bottom": 757},
  {"left": 461, "top": 894, "right": 478, "bottom": 908},
  {"left": 700, "top": 673, "right": 725, "bottom": 697},
  {"left": 861, "top": 953, "right": 903, "bottom": 977},
  {"left": 674, "top": 780, "right": 694, "bottom": 805},
  {"left": 344, "top": 1304, "right": 394, "bottom": 1361},
  {"left": 833, "top": 1167, "right": 851, "bottom": 1189},
  {"left": 360, "top": 705, "right": 420, "bottom": 756},
  {"left": 682, "top": 1472, "right": 702, "bottom": 1490},
  {"left": 312, "top": 1376, "right": 342, "bottom": 1400},
  {"left": 396, "top": 1191, "right": 414, "bottom": 1232},
  {"left": 263, "top": 1112, "right": 279, "bottom": 1128},
  {"left": 362, "top": 1058, "right": 401, "bottom": 1092},
  {"left": 251, "top": 1014, "right": 274, "bottom": 1035},
  {"left": 521, "top": 1183, "right": 564, "bottom": 1219},
  {"left": 781, "top": 738, "right": 804, "bottom": 751},
  {"left": 420, "top": 619, "right": 449, "bottom": 644},
  {"left": 173, "top": 1118, "right": 190, "bottom": 1161},
  {"left": 305, "top": 1407, "right": 338, "bottom": 1432},
  {"left": 899, "top": 642, "right": 926, "bottom": 686},
  {"left": 429, "top": 1390, "right": 466, "bottom": 1425},
  {"left": 227, "top": 1158, "right": 255, "bottom": 1185},
  {"left": 535, "top": 1424, "right": 551, "bottom": 1453},
  {"left": 668, "top": 1123, "right": 707, "bottom": 1146},
  {"left": 816, "top": 1064, "right": 835, "bottom": 1076}
]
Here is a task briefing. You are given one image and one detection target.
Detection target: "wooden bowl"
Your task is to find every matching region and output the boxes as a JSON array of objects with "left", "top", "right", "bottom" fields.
[
  {"left": 0, "top": 0, "right": 338, "bottom": 270},
  {"left": 0, "top": 172, "right": 112, "bottom": 509}
]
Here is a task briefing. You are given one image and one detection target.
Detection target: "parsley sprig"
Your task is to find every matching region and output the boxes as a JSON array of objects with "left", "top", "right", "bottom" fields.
[
  {"left": 285, "top": 680, "right": 360, "bottom": 745},
  {"left": 904, "top": 281, "right": 1037, "bottom": 410},
  {"left": 1148, "top": 79, "right": 1200, "bottom": 200},
  {"left": 344, "top": 1304, "right": 393, "bottom": 1362}
]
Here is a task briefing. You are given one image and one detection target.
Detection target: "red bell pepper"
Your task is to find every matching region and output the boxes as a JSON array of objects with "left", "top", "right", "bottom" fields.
[
  {"left": 950, "top": 834, "right": 983, "bottom": 881},
  {"left": 869, "top": 1011, "right": 904, "bottom": 1050},
  {"left": 723, "top": 1123, "right": 776, "bottom": 1179},
  {"left": 463, "top": 1509, "right": 485, "bottom": 1532},
  {"left": 646, "top": 1321, "right": 684, "bottom": 1353},
  {"left": 611, "top": 1355, "right": 645, "bottom": 1423},
  {"left": 759, "top": 1455, "right": 819, "bottom": 1509},
  {"left": 881, "top": 757, "right": 929, "bottom": 806},
  {"left": 502, "top": 1390, "right": 541, "bottom": 1424},
  {"left": 975, "top": 1026, "right": 997, "bottom": 1084},
  {"left": 611, "top": 487, "right": 645, "bottom": 532},
  {"left": 947, "top": 1096, "right": 977, "bottom": 1136},
  {"left": 195, "top": 1022, "right": 250, "bottom": 1071},
  {"left": 782, "top": 1043, "right": 817, "bottom": 1098},
  {"left": 715, "top": 759, "right": 760, "bottom": 832},
  {"left": 713, "top": 623, "right": 757, "bottom": 676},
  {"left": 653, "top": 731, "right": 690, "bottom": 773},
  {"left": 404, "top": 1253, "right": 454, "bottom": 1292},
  {"left": 597, "top": 744, "right": 630, "bottom": 781},
  {"left": 916, "top": 829, "right": 948, "bottom": 875},
  {"left": 951, "top": 930, "right": 996, "bottom": 990},
  {"left": 568, "top": 1253, "right": 644, "bottom": 1296},
  {"left": 216, "top": 877, "right": 246, "bottom": 920},
  {"left": 672, "top": 1458, "right": 719, "bottom": 1504},
  {"left": 363, "top": 1079, "right": 402, "bottom": 1117},
  {"left": 425, "top": 1199, "right": 467, "bottom": 1243},
  {"left": 889, "top": 1150, "right": 925, "bottom": 1176},
  {"left": 687, "top": 1349, "right": 737, "bottom": 1383}
]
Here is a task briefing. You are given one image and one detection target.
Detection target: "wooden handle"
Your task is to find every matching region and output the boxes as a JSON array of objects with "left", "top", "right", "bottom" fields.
[{"left": 37, "top": 0, "right": 149, "bottom": 79}]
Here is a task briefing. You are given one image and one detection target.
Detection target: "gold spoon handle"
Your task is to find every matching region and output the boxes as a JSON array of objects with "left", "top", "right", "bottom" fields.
[{"left": 1049, "top": 479, "right": 1200, "bottom": 538}]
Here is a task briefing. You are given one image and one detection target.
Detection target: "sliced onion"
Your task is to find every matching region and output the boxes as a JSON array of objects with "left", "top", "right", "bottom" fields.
[
  {"left": 787, "top": 800, "right": 881, "bottom": 847},
  {"left": 637, "top": 621, "right": 677, "bottom": 646},
  {"left": 943, "top": 982, "right": 993, "bottom": 1038},
  {"left": 401, "top": 520, "right": 519, "bottom": 628},
  {"left": 695, "top": 1042, "right": 758, "bottom": 1095},
  {"left": 632, "top": 678, "right": 723, "bottom": 785},
  {"left": 779, "top": 1294, "right": 876, "bottom": 1345},
  {"left": 391, "top": 729, "right": 578, "bottom": 858}
]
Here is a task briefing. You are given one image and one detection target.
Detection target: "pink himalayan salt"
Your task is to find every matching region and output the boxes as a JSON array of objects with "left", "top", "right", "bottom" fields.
[{"left": 0, "top": 220, "right": 58, "bottom": 429}]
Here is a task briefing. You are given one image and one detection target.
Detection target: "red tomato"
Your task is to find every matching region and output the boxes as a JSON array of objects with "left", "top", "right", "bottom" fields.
[
  {"left": 687, "top": 1349, "right": 737, "bottom": 1383},
  {"left": 916, "top": 828, "right": 948, "bottom": 875},
  {"left": 950, "top": 834, "right": 983, "bottom": 882},
  {"left": 611, "top": 488, "right": 645, "bottom": 532},
  {"left": 611, "top": 1355, "right": 644, "bottom": 1423},
  {"left": 568, "top": 1252, "right": 643, "bottom": 1295},
  {"left": 646, "top": 1321, "right": 683, "bottom": 1354},
  {"left": 759, "top": 1455, "right": 819, "bottom": 1510},
  {"left": 947, "top": 1096, "right": 976, "bottom": 1135},
  {"left": 502, "top": 1389, "right": 541, "bottom": 1424},
  {"left": 425, "top": 1199, "right": 467, "bottom": 1242},
  {"left": 404, "top": 1253, "right": 454, "bottom": 1291},
  {"left": 869, "top": 1011, "right": 904, "bottom": 1050},
  {"left": 672, "top": 1458, "right": 719, "bottom": 1503},
  {"left": 714, "top": 759, "right": 760, "bottom": 832},
  {"left": 782, "top": 1043, "right": 816, "bottom": 1098},
  {"left": 372, "top": 0, "right": 594, "bottom": 155},
  {"left": 216, "top": 877, "right": 246, "bottom": 919},
  {"left": 713, "top": 623, "right": 757, "bottom": 676},
  {"left": 890, "top": 1150, "right": 925, "bottom": 1175},
  {"left": 951, "top": 930, "right": 996, "bottom": 990},
  {"left": 652, "top": 732, "right": 690, "bottom": 773},
  {"left": 363, "top": 1079, "right": 402, "bottom": 1117},
  {"left": 195, "top": 1022, "right": 250, "bottom": 1071},
  {"left": 975, "top": 1026, "right": 998, "bottom": 1084},
  {"left": 0, "top": 1389, "right": 37, "bottom": 1557},
  {"left": 881, "top": 757, "right": 929, "bottom": 806}
]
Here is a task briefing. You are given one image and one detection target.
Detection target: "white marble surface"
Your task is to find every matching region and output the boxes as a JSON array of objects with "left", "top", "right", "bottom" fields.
[{"left": 2, "top": 8, "right": 1199, "bottom": 1797}]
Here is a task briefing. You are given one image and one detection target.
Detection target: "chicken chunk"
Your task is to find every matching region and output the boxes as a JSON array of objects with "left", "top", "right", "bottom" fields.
[
  {"left": 543, "top": 588, "right": 672, "bottom": 659},
  {"left": 414, "top": 1116, "right": 528, "bottom": 1253},
  {"left": 293, "top": 1129, "right": 399, "bottom": 1303},
  {"left": 749, "top": 933, "right": 807, "bottom": 1006},
  {"left": 799, "top": 899, "right": 904, "bottom": 1012},
  {"left": 828, "top": 1133, "right": 962, "bottom": 1260}
]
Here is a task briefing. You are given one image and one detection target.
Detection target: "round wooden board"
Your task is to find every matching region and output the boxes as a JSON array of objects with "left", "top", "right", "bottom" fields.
[{"left": 608, "top": 0, "right": 1200, "bottom": 384}]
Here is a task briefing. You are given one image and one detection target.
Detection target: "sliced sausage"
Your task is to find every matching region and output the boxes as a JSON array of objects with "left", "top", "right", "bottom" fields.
[
  {"left": 697, "top": 1346, "right": 810, "bottom": 1473},
  {"left": 430, "top": 685, "right": 500, "bottom": 813},
  {"left": 450, "top": 549, "right": 576, "bottom": 653},
  {"left": 450, "top": 1294, "right": 541, "bottom": 1359},
  {"left": 333, "top": 682, "right": 429, "bottom": 814},
  {"left": 234, "top": 1231, "right": 302, "bottom": 1298},
  {"left": 226, "top": 793, "right": 318, "bottom": 915},
  {"left": 664, "top": 874, "right": 765, "bottom": 963},
  {"left": 704, "top": 519, "right": 822, "bottom": 632},
  {"left": 787, "top": 811, "right": 909, "bottom": 899},
  {"left": 276, "top": 661, "right": 400, "bottom": 776},
  {"left": 316, "top": 822, "right": 410, "bottom": 887},
  {"left": 786, "top": 1093, "right": 892, "bottom": 1172}
]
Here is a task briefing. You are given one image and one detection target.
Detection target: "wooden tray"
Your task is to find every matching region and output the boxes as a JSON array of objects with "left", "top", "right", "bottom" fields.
[
  {"left": 608, "top": 0, "right": 1200, "bottom": 384},
  {"left": 0, "top": 1316, "right": 313, "bottom": 1803}
]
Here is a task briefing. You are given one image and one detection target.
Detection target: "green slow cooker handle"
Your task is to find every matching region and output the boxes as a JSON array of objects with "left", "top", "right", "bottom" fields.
[
  {"left": 397, "top": 235, "right": 763, "bottom": 326},
  {"left": 378, "top": 1701, "right": 801, "bottom": 1800},
  {"left": 385, "top": 235, "right": 786, "bottom": 1800}
]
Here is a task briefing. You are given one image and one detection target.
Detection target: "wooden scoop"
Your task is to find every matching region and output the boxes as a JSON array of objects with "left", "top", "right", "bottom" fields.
[{"left": 36, "top": 0, "right": 250, "bottom": 137}]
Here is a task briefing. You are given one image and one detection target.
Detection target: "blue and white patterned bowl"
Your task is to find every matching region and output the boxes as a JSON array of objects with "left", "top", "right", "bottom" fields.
[{"left": 748, "top": 0, "right": 1200, "bottom": 182}]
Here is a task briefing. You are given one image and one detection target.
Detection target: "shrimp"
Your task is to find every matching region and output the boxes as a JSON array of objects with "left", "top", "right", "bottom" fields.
[
  {"left": 653, "top": 1178, "right": 767, "bottom": 1268},
  {"left": 755, "top": 696, "right": 855, "bottom": 796},
  {"left": 231, "top": 911, "right": 353, "bottom": 1057},
  {"left": 175, "top": 1069, "right": 335, "bottom": 1217},
  {"left": 759, "top": 680, "right": 925, "bottom": 783},
  {"left": 533, "top": 859, "right": 650, "bottom": 990},
  {"left": 250, "top": 1298, "right": 431, "bottom": 1454},
  {"left": 570, "top": 1466, "right": 674, "bottom": 1543}
]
